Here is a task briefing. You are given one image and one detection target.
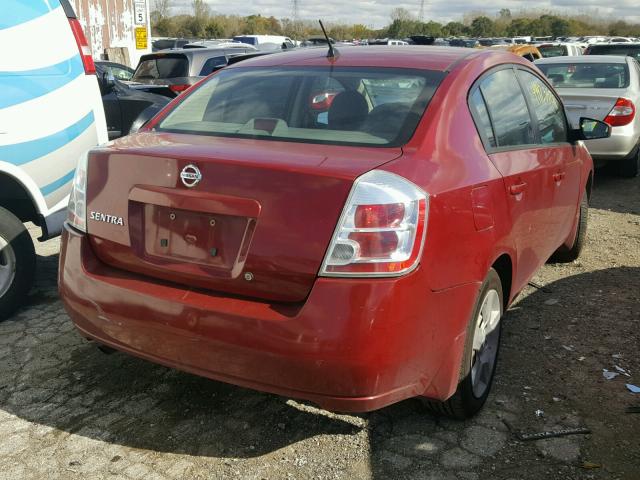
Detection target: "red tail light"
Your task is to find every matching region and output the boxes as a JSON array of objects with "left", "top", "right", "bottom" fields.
[
  {"left": 310, "top": 92, "right": 338, "bottom": 110},
  {"left": 68, "top": 18, "right": 95, "bottom": 75},
  {"left": 604, "top": 98, "right": 635, "bottom": 127},
  {"left": 169, "top": 84, "right": 191, "bottom": 94},
  {"left": 320, "top": 171, "right": 428, "bottom": 277}
]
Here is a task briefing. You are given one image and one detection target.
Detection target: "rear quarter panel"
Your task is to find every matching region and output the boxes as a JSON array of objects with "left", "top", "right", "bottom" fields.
[{"left": 382, "top": 52, "right": 518, "bottom": 296}]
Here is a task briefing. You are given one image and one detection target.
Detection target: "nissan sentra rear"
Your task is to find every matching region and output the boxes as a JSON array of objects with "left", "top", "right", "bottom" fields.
[{"left": 59, "top": 46, "right": 598, "bottom": 418}]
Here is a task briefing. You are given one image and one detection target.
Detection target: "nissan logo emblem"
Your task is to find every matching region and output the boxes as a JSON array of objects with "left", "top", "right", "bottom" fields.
[{"left": 180, "top": 164, "right": 202, "bottom": 188}]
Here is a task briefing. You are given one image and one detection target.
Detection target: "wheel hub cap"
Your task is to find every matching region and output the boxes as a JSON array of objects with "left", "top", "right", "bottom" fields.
[
  {"left": 471, "top": 288, "right": 501, "bottom": 398},
  {"left": 0, "top": 236, "right": 17, "bottom": 298}
]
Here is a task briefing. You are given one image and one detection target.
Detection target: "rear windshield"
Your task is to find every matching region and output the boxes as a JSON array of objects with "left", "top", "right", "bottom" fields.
[
  {"left": 156, "top": 67, "right": 445, "bottom": 147},
  {"left": 132, "top": 55, "right": 189, "bottom": 80},
  {"left": 587, "top": 45, "right": 640, "bottom": 60},
  {"left": 538, "top": 45, "right": 568, "bottom": 58},
  {"left": 538, "top": 63, "right": 630, "bottom": 89}
]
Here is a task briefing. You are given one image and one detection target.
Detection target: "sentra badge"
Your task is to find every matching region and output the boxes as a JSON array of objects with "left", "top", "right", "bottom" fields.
[
  {"left": 89, "top": 211, "right": 125, "bottom": 226},
  {"left": 180, "top": 164, "right": 202, "bottom": 188}
]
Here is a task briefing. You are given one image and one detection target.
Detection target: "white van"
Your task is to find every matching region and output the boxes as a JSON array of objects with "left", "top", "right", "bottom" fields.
[{"left": 0, "top": 0, "right": 107, "bottom": 318}]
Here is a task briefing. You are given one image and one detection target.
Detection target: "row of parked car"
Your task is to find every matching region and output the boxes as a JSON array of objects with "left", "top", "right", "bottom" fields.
[{"left": 2, "top": 0, "right": 639, "bottom": 422}]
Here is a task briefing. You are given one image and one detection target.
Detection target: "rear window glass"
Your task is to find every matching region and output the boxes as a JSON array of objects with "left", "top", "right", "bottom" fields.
[
  {"left": 132, "top": 56, "right": 189, "bottom": 80},
  {"left": 480, "top": 69, "right": 535, "bottom": 148},
  {"left": 538, "top": 45, "right": 568, "bottom": 58},
  {"left": 538, "top": 63, "right": 630, "bottom": 88},
  {"left": 587, "top": 45, "right": 640, "bottom": 60},
  {"left": 156, "top": 67, "right": 445, "bottom": 147},
  {"left": 200, "top": 56, "right": 228, "bottom": 76},
  {"left": 233, "top": 36, "right": 257, "bottom": 46}
]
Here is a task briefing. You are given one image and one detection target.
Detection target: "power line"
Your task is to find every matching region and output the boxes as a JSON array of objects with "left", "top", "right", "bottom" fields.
[
  {"left": 419, "top": 0, "right": 425, "bottom": 21},
  {"left": 291, "top": 0, "right": 299, "bottom": 23}
]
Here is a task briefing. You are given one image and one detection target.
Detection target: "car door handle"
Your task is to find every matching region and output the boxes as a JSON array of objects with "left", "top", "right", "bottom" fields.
[
  {"left": 509, "top": 182, "right": 528, "bottom": 195},
  {"left": 553, "top": 172, "right": 566, "bottom": 182}
]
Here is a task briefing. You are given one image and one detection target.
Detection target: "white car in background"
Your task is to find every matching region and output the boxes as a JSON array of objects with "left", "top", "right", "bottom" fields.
[
  {"left": 0, "top": 0, "right": 107, "bottom": 318},
  {"left": 536, "top": 55, "right": 640, "bottom": 177}
]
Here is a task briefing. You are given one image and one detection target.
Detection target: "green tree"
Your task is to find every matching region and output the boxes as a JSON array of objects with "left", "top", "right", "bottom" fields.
[
  {"left": 444, "top": 21, "right": 468, "bottom": 36},
  {"left": 470, "top": 16, "right": 495, "bottom": 37}
]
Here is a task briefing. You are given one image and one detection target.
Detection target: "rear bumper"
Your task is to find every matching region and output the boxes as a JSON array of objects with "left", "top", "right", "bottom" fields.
[
  {"left": 585, "top": 125, "right": 639, "bottom": 161},
  {"left": 59, "top": 224, "right": 480, "bottom": 412}
]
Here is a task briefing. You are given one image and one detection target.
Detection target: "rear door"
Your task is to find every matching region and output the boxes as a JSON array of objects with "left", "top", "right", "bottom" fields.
[
  {"left": 516, "top": 68, "right": 580, "bottom": 246},
  {"left": 469, "top": 67, "right": 556, "bottom": 292}
]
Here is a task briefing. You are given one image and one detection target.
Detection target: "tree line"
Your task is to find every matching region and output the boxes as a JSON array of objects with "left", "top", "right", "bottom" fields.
[{"left": 150, "top": 1, "right": 640, "bottom": 40}]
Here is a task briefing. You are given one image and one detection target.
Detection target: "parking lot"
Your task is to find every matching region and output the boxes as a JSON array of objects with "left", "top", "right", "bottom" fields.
[{"left": 0, "top": 169, "right": 636, "bottom": 480}]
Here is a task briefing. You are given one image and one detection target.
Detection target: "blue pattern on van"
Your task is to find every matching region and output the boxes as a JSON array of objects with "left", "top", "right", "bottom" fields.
[
  {"left": 0, "top": 1, "right": 57, "bottom": 29},
  {"left": 0, "top": 111, "right": 94, "bottom": 165},
  {"left": 41, "top": 168, "right": 76, "bottom": 196},
  {"left": 0, "top": 56, "right": 84, "bottom": 109}
]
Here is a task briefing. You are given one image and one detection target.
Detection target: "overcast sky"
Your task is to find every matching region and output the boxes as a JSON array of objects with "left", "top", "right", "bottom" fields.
[{"left": 169, "top": 0, "right": 640, "bottom": 28}]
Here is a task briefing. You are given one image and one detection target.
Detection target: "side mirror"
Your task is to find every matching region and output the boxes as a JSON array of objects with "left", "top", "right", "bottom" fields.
[
  {"left": 569, "top": 117, "right": 611, "bottom": 142},
  {"left": 100, "top": 71, "right": 116, "bottom": 93}
]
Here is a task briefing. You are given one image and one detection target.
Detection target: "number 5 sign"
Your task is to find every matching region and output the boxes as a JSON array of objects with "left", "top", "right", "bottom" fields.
[{"left": 134, "top": 1, "right": 147, "bottom": 25}]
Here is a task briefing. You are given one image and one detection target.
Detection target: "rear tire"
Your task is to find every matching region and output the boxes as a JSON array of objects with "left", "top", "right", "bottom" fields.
[
  {"left": 422, "top": 268, "right": 503, "bottom": 419},
  {"left": 0, "top": 207, "right": 35, "bottom": 321},
  {"left": 618, "top": 148, "right": 640, "bottom": 178},
  {"left": 550, "top": 191, "right": 588, "bottom": 263}
]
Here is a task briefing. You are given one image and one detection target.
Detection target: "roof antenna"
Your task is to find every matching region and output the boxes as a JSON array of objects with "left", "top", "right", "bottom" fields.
[{"left": 319, "top": 20, "right": 339, "bottom": 59}]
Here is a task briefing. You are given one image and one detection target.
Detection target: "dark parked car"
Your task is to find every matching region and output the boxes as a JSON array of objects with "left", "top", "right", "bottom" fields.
[
  {"left": 95, "top": 61, "right": 134, "bottom": 80},
  {"left": 130, "top": 46, "right": 257, "bottom": 95},
  {"left": 585, "top": 43, "right": 640, "bottom": 61},
  {"left": 97, "top": 74, "right": 170, "bottom": 140},
  {"left": 152, "top": 38, "right": 192, "bottom": 52}
]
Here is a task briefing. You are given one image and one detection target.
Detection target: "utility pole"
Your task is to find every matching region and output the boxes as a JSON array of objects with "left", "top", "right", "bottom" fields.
[
  {"left": 291, "top": 0, "right": 300, "bottom": 39},
  {"left": 419, "top": 0, "right": 425, "bottom": 21}
]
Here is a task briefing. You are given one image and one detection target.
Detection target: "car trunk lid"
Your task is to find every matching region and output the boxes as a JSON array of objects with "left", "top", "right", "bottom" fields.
[
  {"left": 86, "top": 132, "right": 402, "bottom": 302},
  {"left": 557, "top": 88, "right": 624, "bottom": 127}
]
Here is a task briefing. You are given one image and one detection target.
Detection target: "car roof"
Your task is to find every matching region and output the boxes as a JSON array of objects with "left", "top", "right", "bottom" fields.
[
  {"left": 536, "top": 55, "right": 629, "bottom": 64},
  {"left": 225, "top": 45, "right": 488, "bottom": 72}
]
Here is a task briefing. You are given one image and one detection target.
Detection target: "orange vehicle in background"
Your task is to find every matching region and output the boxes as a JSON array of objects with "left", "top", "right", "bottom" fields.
[{"left": 489, "top": 44, "right": 543, "bottom": 61}]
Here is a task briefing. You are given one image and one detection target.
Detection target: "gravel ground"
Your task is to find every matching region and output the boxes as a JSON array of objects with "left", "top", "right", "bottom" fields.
[{"left": 0, "top": 169, "right": 638, "bottom": 480}]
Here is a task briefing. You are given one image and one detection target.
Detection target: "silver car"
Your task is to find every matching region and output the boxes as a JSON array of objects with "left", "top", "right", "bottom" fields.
[{"left": 536, "top": 55, "right": 640, "bottom": 177}]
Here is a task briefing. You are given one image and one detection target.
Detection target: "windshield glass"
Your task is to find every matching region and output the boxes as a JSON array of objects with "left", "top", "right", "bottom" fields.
[
  {"left": 538, "top": 45, "right": 568, "bottom": 58},
  {"left": 538, "top": 63, "right": 630, "bottom": 89},
  {"left": 132, "top": 55, "right": 189, "bottom": 80},
  {"left": 156, "top": 67, "right": 445, "bottom": 147}
]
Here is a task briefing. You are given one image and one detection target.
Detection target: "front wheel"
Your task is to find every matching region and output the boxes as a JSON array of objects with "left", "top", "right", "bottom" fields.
[
  {"left": 423, "top": 268, "right": 503, "bottom": 419},
  {"left": 0, "top": 207, "right": 35, "bottom": 320}
]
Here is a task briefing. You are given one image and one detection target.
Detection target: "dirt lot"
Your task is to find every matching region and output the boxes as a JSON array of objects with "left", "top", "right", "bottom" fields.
[{"left": 0, "top": 170, "right": 638, "bottom": 480}]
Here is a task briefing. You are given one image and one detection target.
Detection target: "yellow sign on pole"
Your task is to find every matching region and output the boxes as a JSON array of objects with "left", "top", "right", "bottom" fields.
[{"left": 135, "top": 27, "right": 148, "bottom": 49}]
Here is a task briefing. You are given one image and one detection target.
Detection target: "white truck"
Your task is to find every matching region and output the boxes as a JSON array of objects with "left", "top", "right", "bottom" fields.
[{"left": 0, "top": 0, "right": 107, "bottom": 318}]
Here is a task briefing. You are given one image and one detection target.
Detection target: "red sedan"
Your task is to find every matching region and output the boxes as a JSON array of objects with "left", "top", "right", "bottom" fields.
[{"left": 59, "top": 46, "right": 609, "bottom": 418}]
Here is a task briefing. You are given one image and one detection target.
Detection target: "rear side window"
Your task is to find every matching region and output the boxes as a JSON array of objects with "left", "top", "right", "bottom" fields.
[
  {"left": 537, "top": 62, "right": 630, "bottom": 89},
  {"left": 132, "top": 56, "right": 189, "bottom": 80},
  {"left": 469, "top": 89, "right": 496, "bottom": 148},
  {"left": 157, "top": 66, "right": 445, "bottom": 147},
  {"left": 539, "top": 45, "right": 568, "bottom": 58},
  {"left": 200, "top": 56, "right": 227, "bottom": 76},
  {"left": 517, "top": 70, "right": 567, "bottom": 144},
  {"left": 479, "top": 69, "right": 535, "bottom": 148}
]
